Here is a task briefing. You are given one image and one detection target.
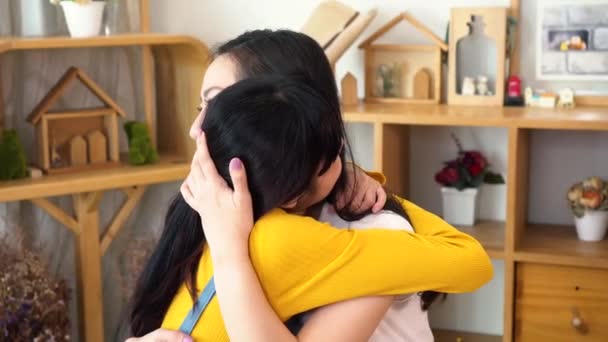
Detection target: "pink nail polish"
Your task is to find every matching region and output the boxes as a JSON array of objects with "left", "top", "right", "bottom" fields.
[
  {"left": 183, "top": 337, "right": 193, "bottom": 342},
  {"left": 230, "top": 158, "right": 242, "bottom": 170}
]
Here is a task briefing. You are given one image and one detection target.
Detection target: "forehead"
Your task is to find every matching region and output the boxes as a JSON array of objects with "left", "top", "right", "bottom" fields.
[{"left": 201, "top": 55, "right": 240, "bottom": 99}]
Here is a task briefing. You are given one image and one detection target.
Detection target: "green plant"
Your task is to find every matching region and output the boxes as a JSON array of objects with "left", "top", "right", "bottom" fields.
[
  {"left": 0, "top": 130, "right": 28, "bottom": 181},
  {"left": 124, "top": 121, "right": 158, "bottom": 166},
  {"left": 567, "top": 176, "right": 608, "bottom": 218}
]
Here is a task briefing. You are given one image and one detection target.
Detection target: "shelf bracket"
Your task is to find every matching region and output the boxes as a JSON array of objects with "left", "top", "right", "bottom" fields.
[
  {"left": 30, "top": 197, "right": 80, "bottom": 235},
  {"left": 100, "top": 185, "right": 147, "bottom": 255}
]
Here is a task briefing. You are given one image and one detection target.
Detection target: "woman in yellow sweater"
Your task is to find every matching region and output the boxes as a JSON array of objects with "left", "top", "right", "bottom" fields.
[{"left": 128, "top": 30, "right": 492, "bottom": 341}]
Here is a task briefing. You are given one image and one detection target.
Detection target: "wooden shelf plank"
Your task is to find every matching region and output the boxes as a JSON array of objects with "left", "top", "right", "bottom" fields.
[
  {"left": 456, "top": 220, "right": 506, "bottom": 259},
  {"left": 1, "top": 33, "right": 203, "bottom": 52},
  {"left": 515, "top": 224, "right": 608, "bottom": 269},
  {"left": 343, "top": 103, "right": 608, "bottom": 131},
  {"left": 433, "top": 329, "right": 502, "bottom": 342},
  {"left": 0, "top": 154, "right": 188, "bottom": 202}
]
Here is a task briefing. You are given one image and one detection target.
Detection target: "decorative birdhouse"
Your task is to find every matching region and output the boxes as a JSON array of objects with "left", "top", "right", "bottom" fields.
[
  {"left": 27, "top": 67, "right": 126, "bottom": 174},
  {"left": 358, "top": 12, "right": 448, "bottom": 104}
]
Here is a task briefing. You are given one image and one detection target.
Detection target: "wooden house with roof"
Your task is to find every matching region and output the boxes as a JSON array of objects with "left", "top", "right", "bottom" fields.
[
  {"left": 359, "top": 12, "right": 448, "bottom": 104},
  {"left": 27, "top": 67, "right": 125, "bottom": 174}
]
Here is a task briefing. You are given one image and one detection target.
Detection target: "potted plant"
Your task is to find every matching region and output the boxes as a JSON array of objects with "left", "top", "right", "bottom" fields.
[
  {"left": 567, "top": 176, "right": 608, "bottom": 241},
  {"left": 434, "top": 133, "right": 504, "bottom": 226},
  {"left": 50, "top": 0, "right": 106, "bottom": 38}
]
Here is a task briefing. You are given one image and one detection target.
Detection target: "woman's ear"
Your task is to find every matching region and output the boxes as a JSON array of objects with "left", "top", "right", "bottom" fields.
[{"left": 281, "top": 198, "right": 299, "bottom": 209}]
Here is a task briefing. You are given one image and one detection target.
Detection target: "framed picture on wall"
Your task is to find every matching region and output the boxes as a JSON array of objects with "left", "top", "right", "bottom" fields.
[{"left": 536, "top": 0, "right": 608, "bottom": 80}]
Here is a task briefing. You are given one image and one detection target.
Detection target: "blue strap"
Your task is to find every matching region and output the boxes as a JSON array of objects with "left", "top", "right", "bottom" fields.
[{"left": 179, "top": 277, "right": 216, "bottom": 335}]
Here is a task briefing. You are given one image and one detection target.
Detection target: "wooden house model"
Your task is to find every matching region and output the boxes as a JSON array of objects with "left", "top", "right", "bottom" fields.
[
  {"left": 27, "top": 67, "right": 125, "bottom": 174},
  {"left": 359, "top": 12, "right": 448, "bottom": 104}
]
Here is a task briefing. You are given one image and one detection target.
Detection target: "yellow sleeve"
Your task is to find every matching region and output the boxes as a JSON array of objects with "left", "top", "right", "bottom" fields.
[{"left": 249, "top": 198, "right": 493, "bottom": 321}]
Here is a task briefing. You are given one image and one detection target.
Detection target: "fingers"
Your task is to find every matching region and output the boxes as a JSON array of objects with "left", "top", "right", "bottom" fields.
[
  {"left": 350, "top": 181, "right": 368, "bottom": 213},
  {"left": 180, "top": 180, "right": 196, "bottom": 210},
  {"left": 196, "top": 132, "right": 222, "bottom": 182},
  {"left": 372, "top": 186, "right": 387, "bottom": 213},
  {"left": 229, "top": 158, "right": 251, "bottom": 204}
]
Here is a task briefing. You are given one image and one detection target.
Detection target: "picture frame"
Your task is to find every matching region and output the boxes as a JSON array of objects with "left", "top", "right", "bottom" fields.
[{"left": 536, "top": 0, "right": 608, "bottom": 81}]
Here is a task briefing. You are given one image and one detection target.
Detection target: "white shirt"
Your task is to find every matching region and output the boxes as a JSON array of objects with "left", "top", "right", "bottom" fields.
[{"left": 315, "top": 203, "right": 434, "bottom": 342}]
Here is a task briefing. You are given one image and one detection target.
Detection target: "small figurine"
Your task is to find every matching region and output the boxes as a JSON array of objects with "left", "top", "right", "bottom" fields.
[
  {"left": 558, "top": 88, "right": 575, "bottom": 108},
  {"left": 524, "top": 87, "right": 533, "bottom": 106},
  {"left": 462, "top": 77, "right": 476, "bottom": 96},
  {"left": 505, "top": 75, "right": 524, "bottom": 106},
  {"left": 476, "top": 76, "right": 489, "bottom": 95}
]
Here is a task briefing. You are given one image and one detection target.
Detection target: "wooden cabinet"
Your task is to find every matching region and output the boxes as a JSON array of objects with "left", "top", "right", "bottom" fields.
[{"left": 515, "top": 263, "right": 608, "bottom": 341}]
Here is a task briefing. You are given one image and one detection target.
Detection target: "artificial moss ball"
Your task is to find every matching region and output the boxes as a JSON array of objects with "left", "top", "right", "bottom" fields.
[
  {"left": 0, "top": 129, "right": 28, "bottom": 181},
  {"left": 124, "top": 121, "right": 158, "bottom": 165}
]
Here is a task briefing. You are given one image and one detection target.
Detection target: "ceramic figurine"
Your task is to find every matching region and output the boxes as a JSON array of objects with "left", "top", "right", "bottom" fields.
[
  {"left": 462, "top": 77, "right": 476, "bottom": 96},
  {"left": 476, "top": 76, "right": 489, "bottom": 95},
  {"left": 524, "top": 87, "right": 533, "bottom": 106},
  {"left": 558, "top": 88, "right": 575, "bottom": 108}
]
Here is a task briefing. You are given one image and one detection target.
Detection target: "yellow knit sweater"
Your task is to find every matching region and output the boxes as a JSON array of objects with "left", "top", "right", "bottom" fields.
[{"left": 161, "top": 197, "right": 493, "bottom": 341}]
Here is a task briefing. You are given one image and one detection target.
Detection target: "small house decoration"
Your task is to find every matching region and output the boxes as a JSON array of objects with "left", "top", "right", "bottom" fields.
[
  {"left": 27, "top": 67, "right": 125, "bottom": 174},
  {"left": 558, "top": 88, "right": 575, "bottom": 108},
  {"left": 359, "top": 12, "right": 448, "bottom": 104},
  {"left": 448, "top": 7, "right": 507, "bottom": 106},
  {"left": 341, "top": 72, "right": 358, "bottom": 106}
]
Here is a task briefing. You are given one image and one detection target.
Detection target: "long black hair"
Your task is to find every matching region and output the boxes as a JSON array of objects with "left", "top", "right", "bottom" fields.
[{"left": 130, "top": 76, "right": 344, "bottom": 335}]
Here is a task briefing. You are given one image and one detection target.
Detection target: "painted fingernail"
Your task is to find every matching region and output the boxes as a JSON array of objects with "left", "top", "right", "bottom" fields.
[
  {"left": 230, "top": 158, "right": 243, "bottom": 171},
  {"left": 183, "top": 337, "right": 193, "bottom": 342}
]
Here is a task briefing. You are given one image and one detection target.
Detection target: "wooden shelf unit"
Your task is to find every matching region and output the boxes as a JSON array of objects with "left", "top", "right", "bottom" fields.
[
  {"left": 434, "top": 329, "right": 502, "bottom": 342},
  {"left": 0, "top": 2, "right": 210, "bottom": 341},
  {"left": 343, "top": 103, "right": 608, "bottom": 342},
  {"left": 456, "top": 221, "right": 505, "bottom": 260},
  {"left": 515, "top": 224, "right": 608, "bottom": 270}
]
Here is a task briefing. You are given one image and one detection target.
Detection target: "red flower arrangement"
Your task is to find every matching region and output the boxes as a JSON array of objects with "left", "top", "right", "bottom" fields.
[{"left": 435, "top": 133, "right": 504, "bottom": 190}]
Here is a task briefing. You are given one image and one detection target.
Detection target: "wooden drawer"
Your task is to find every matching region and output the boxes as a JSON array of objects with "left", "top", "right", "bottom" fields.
[{"left": 515, "top": 263, "right": 608, "bottom": 342}]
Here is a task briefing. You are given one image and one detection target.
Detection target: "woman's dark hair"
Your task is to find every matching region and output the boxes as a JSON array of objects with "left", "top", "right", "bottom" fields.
[{"left": 130, "top": 76, "right": 344, "bottom": 335}]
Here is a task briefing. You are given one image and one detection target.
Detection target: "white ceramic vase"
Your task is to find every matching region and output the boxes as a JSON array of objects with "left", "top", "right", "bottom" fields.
[
  {"left": 574, "top": 210, "right": 608, "bottom": 242},
  {"left": 60, "top": 1, "right": 106, "bottom": 38},
  {"left": 441, "top": 187, "right": 479, "bottom": 226}
]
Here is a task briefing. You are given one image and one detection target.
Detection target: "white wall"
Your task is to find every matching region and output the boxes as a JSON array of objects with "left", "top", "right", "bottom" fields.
[{"left": 150, "top": 0, "right": 608, "bottom": 336}]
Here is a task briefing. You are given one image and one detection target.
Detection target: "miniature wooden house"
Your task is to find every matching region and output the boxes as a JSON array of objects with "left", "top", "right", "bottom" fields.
[
  {"left": 447, "top": 7, "right": 507, "bottom": 106},
  {"left": 359, "top": 12, "right": 448, "bottom": 104},
  {"left": 27, "top": 67, "right": 125, "bottom": 174}
]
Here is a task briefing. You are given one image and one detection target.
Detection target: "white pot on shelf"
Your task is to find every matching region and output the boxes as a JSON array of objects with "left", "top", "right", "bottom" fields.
[
  {"left": 574, "top": 210, "right": 608, "bottom": 242},
  {"left": 60, "top": 1, "right": 106, "bottom": 38},
  {"left": 441, "top": 187, "right": 479, "bottom": 226}
]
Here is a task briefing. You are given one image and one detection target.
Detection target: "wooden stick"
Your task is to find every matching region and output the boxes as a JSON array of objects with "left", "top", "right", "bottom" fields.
[
  {"left": 100, "top": 186, "right": 146, "bottom": 255},
  {"left": 87, "top": 191, "right": 104, "bottom": 213},
  {"left": 73, "top": 192, "right": 104, "bottom": 342},
  {"left": 139, "top": 0, "right": 150, "bottom": 33},
  {"left": 509, "top": 0, "right": 521, "bottom": 76},
  {"left": 30, "top": 198, "right": 80, "bottom": 234}
]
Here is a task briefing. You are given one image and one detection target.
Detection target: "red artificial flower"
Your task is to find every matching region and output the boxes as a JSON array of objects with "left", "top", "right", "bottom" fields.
[
  {"left": 435, "top": 166, "right": 460, "bottom": 186},
  {"left": 468, "top": 164, "right": 483, "bottom": 177},
  {"left": 465, "top": 151, "right": 488, "bottom": 169}
]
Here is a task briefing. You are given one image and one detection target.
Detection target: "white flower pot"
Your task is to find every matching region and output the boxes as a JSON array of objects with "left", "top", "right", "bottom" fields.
[
  {"left": 60, "top": 1, "right": 106, "bottom": 38},
  {"left": 441, "top": 187, "right": 479, "bottom": 226},
  {"left": 574, "top": 210, "right": 608, "bottom": 241}
]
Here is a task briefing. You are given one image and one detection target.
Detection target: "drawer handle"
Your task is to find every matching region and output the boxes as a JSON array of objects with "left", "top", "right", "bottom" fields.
[{"left": 571, "top": 307, "right": 588, "bottom": 334}]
